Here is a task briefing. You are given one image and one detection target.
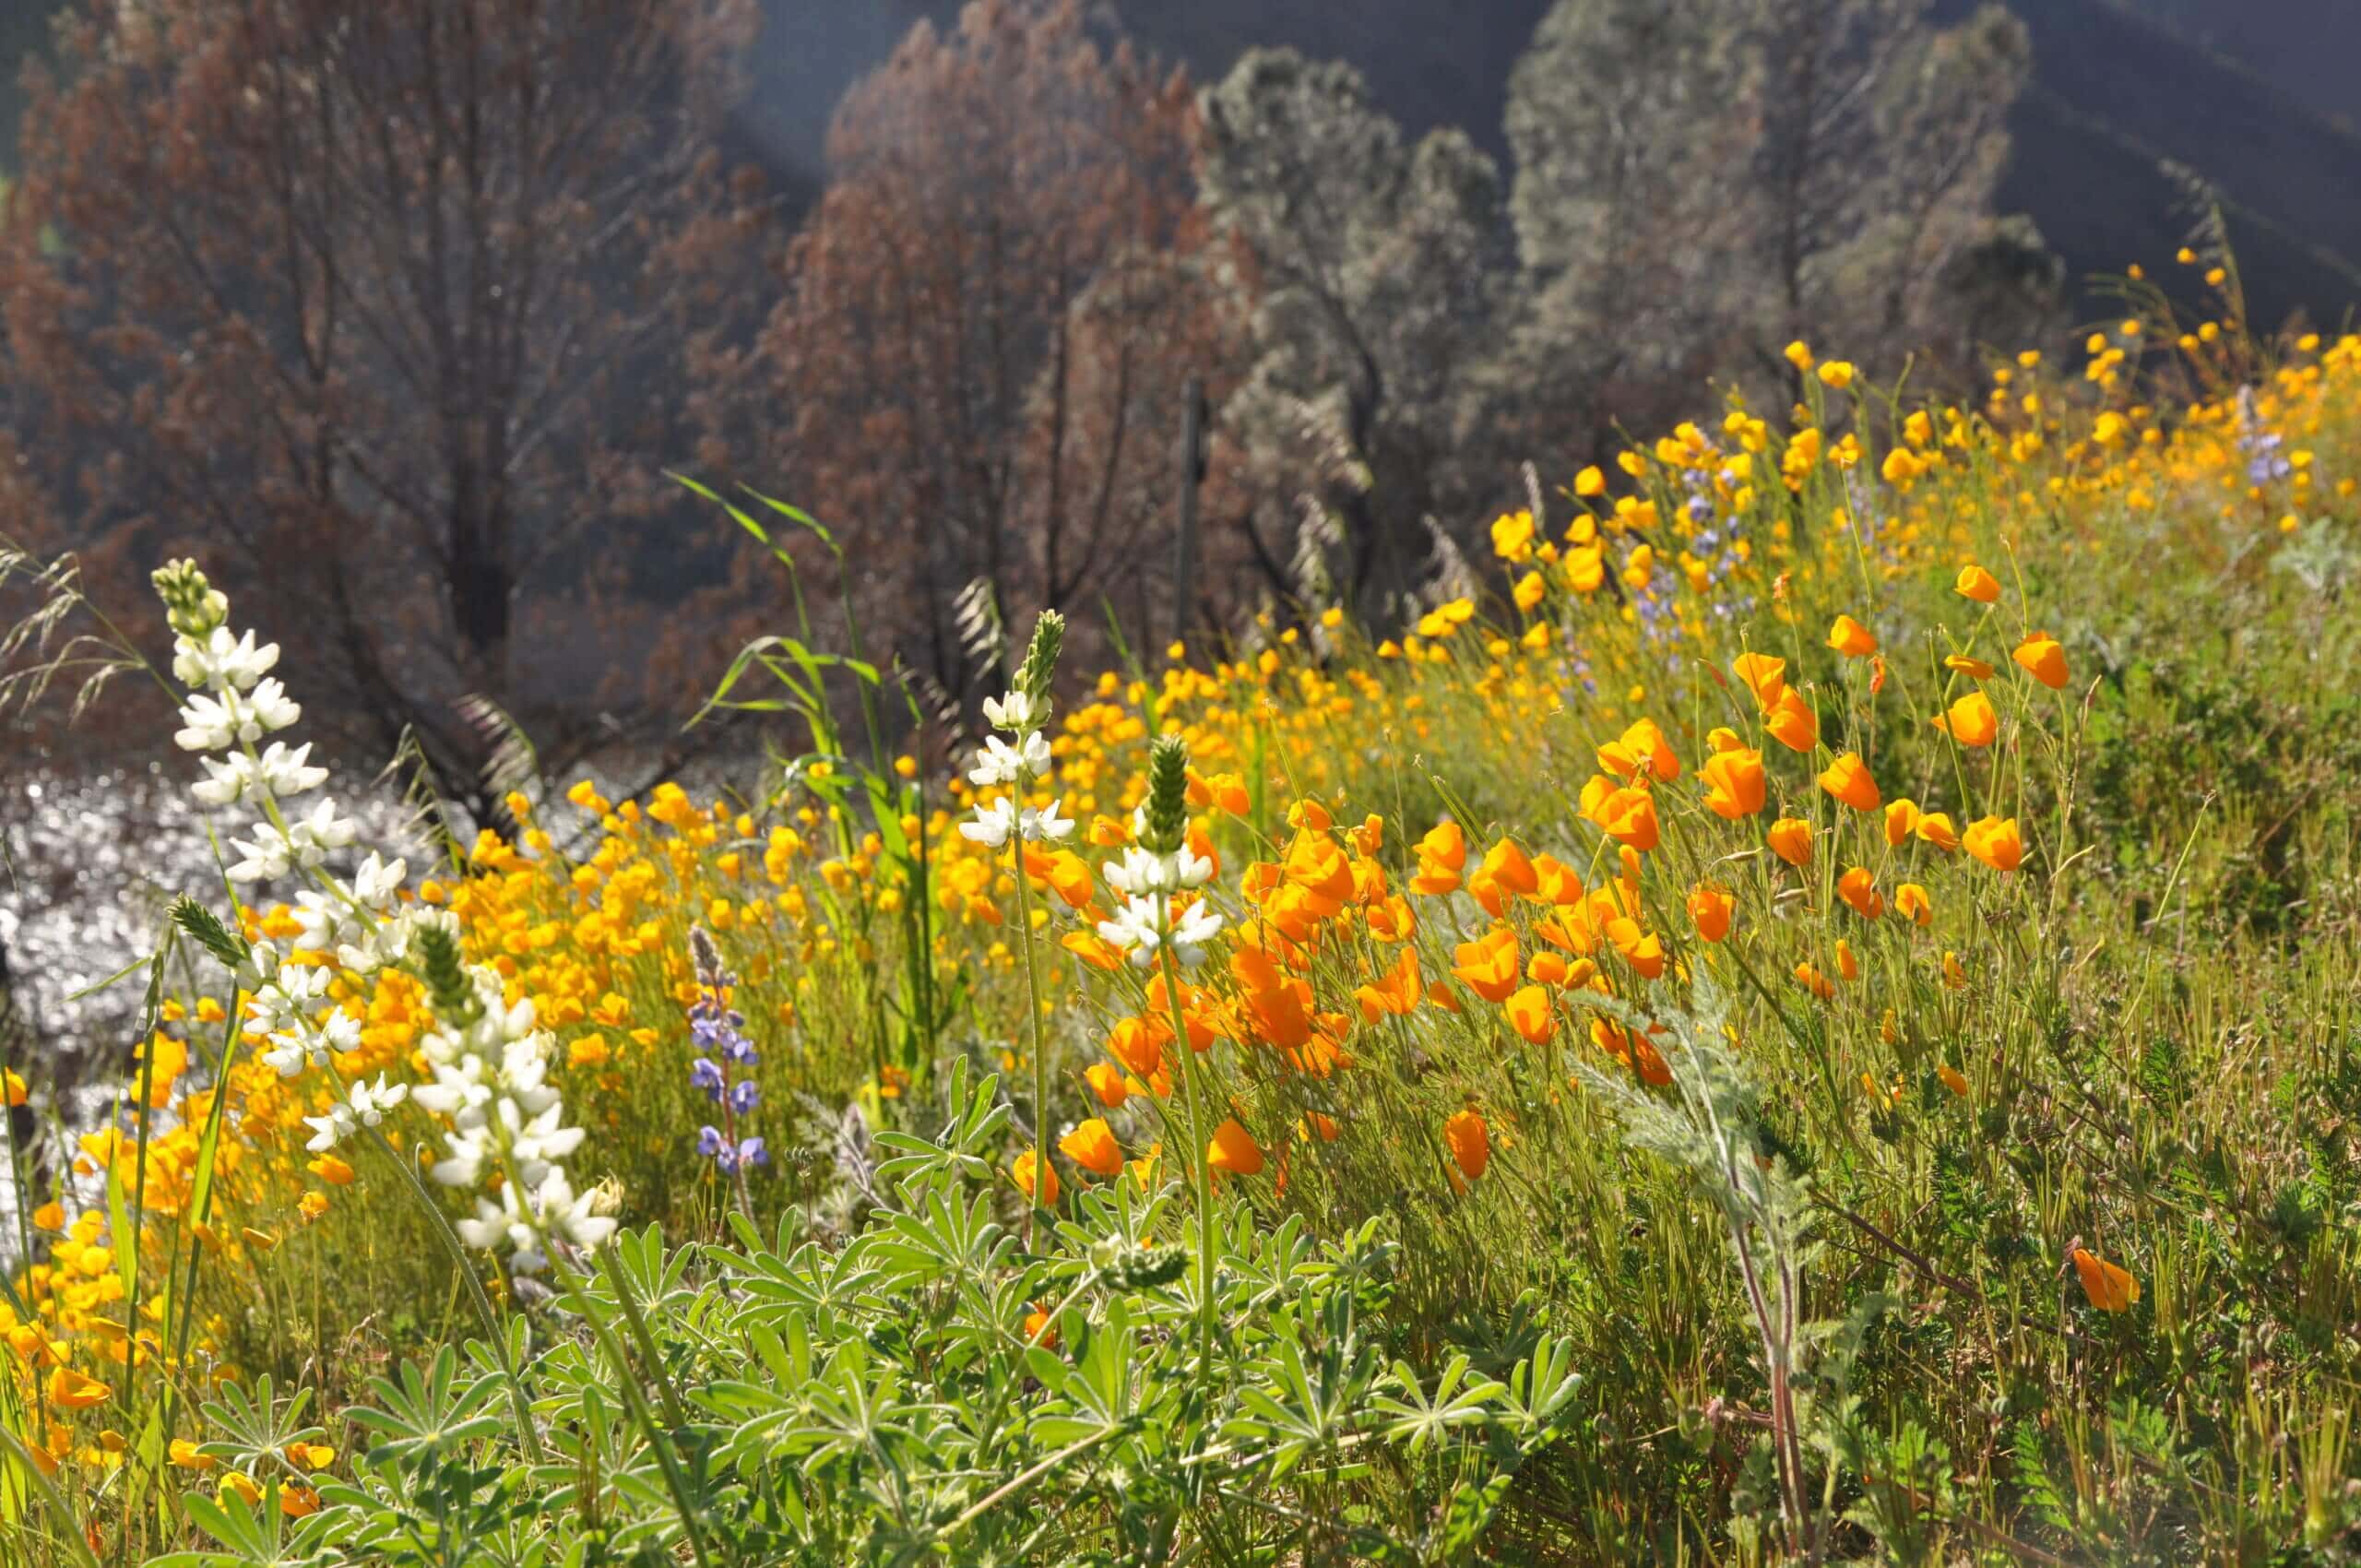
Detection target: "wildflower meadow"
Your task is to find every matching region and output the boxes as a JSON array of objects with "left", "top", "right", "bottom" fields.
[{"left": 6, "top": 261, "right": 2361, "bottom": 1565}]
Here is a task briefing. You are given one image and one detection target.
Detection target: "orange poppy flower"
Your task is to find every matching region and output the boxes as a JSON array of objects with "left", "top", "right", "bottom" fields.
[
  {"left": 1013, "top": 1149, "right": 1060, "bottom": 1206},
  {"left": 1701, "top": 748, "right": 1767, "bottom": 820},
  {"left": 1083, "top": 1063, "right": 1129, "bottom": 1109},
  {"left": 1479, "top": 837, "right": 1541, "bottom": 898},
  {"left": 1895, "top": 883, "right": 1932, "bottom": 926},
  {"left": 1452, "top": 926, "right": 1523, "bottom": 1004},
  {"left": 1059, "top": 1118, "right": 1123, "bottom": 1178},
  {"left": 1444, "top": 1109, "right": 1490, "bottom": 1185},
  {"left": 1763, "top": 686, "right": 1820, "bottom": 752},
  {"left": 1766, "top": 817, "right": 1813, "bottom": 867},
  {"left": 1410, "top": 819, "right": 1466, "bottom": 895},
  {"left": 1283, "top": 831, "right": 1357, "bottom": 918},
  {"left": 1836, "top": 866, "right": 1884, "bottom": 919},
  {"left": 1964, "top": 815, "right": 2023, "bottom": 871},
  {"left": 1504, "top": 985, "right": 1557, "bottom": 1044},
  {"left": 1354, "top": 944, "right": 1422, "bottom": 1022},
  {"left": 1606, "top": 918, "right": 1666, "bottom": 980},
  {"left": 1107, "top": 1016, "right": 1167, "bottom": 1078},
  {"left": 1531, "top": 853, "right": 1585, "bottom": 906},
  {"left": 45, "top": 1368, "right": 110, "bottom": 1410},
  {"left": 2013, "top": 632, "right": 2069, "bottom": 689},
  {"left": 1916, "top": 812, "right": 1961, "bottom": 852},
  {"left": 1883, "top": 798, "right": 1921, "bottom": 847},
  {"left": 1596, "top": 787, "right": 1660, "bottom": 852},
  {"left": 1819, "top": 753, "right": 1881, "bottom": 813},
  {"left": 1732, "top": 651, "right": 1787, "bottom": 707},
  {"left": 1688, "top": 885, "right": 1734, "bottom": 943},
  {"left": 1598, "top": 718, "right": 1682, "bottom": 782},
  {"left": 1826, "top": 614, "right": 1878, "bottom": 657},
  {"left": 1936, "top": 691, "right": 1999, "bottom": 747},
  {"left": 1206, "top": 1118, "right": 1265, "bottom": 1176},
  {"left": 1955, "top": 564, "right": 2001, "bottom": 602},
  {"left": 2071, "top": 1248, "right": 2140, "bottom": 1312},
  {"left": 1795, "top": 962, "right": 1835, "bottom": 1000}
]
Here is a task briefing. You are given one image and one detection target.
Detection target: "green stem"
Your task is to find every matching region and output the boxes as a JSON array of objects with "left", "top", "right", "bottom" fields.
[
  {"left": 1157, "top": 927, "right": 1217, "bottom": 1370},
  {"left": 1010, "top": 817, "right": 1053, "bottom": 1251},
  {"left": 566, "top": 1254, "right": 716, "bottom": 1568},
  {"left": 362, "top": 1125, "right": 544, "bottom": 1463},
  {"left": 0, "top": 1426, "right": 102, "bottom": 1568},
  {"left": 599, "top": 1242, "right": 692, "bottom": 1431}
]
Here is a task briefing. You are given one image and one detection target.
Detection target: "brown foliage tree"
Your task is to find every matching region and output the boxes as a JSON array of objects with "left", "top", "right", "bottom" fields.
[
  {"left": 0, "top": 0, "right": 777, "bottom": 814},
  {"left": 755, "top": 0, "right": 1228, "bottom": 710}
]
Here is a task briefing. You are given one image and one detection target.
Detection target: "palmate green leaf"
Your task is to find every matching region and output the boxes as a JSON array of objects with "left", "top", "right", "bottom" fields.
[
  {"left": 871, "top": 1059, "right": 1009, "bottom": 1190},
  {"left": 1503, "top": 1335, "right": 1584, "bottom": 1443},
  {"left": 865, "top": 1186, "right": 1013, "bottom": 1289},
  {"left": 345, "top": 1348, "right": 504, "bottom": 1465},
  {"left": 713, "top": 1228, "right": 885, "bottom": 1332},
  {"left": 1026, "top": 1298, "right": 1142, "bottom": 1447},
  {"left": 196, "top": 1376, "right": 322, "bottom": 1471},
  {"left": 1370, "top": 1353, "right": 1509, "bottom": 1455},
  {"left": 149, "top": 1486, "right": 332, "bottom": 1568}
]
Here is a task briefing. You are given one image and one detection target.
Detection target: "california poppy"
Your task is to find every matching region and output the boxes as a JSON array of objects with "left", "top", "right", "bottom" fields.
[
  {"left": 1207, "top": 1118, "right": 1265, "bottom": 1176},
  {"left": 1058, "top": 1118, "right": 1123, "bottom": 1178},
  {"left": 1410, "top": 819, "right": 1466, "bottom": 895},
  {"left": 1013, "top": 1148, "right": 1062, "bottom": 1205},
  {"left": 1763, "top": 687, "right": 1820, "bottom": 752},
  {"left": 2071, "top": 1248, "right": 2140, "bottom": 1312},
  {"left": 1444, "top": 1109, "right": 1490, "bottom": 1185},
  {"left": 1688, "top": 885, "right": 1734, "bottom": 943},
  {"left": 1937, "top": 691, "right": 1999, "bottom": 747},
  {"left": 1819, "top": 753, "right": 1881, "bottom": 813},
  {"left": 1701, "top": 748, "right": 1767, "bottom": 819},
  {"left": 1837, "top": 866, "right": 1884, "bottom": 920},
  {"left": 1452, "top": 926, "right": 1522, "bottom": 1004},
  {"left": 1964, "top": 815, "right": 2023, "bottom": 872},
  {"left": 1826, "top": 614, "right": 1878, "bottom": 657},
  {"left": 1732, "top": 651, "right": 1787, "bottom": 707},
  {"left": 1955, "top": 564, "right": 2001, "bottom": 603},
  {"left": 1504, "top": 984, "right": 1556, "bottom": 1044},
  {"left": 1596, "top": 787, "right": 1660, "bottom": 852},
  {"left": 2013, "top": 633, "right": 2069, "bottom": 689},
  {"left": 1766, "top": 817, "right": 1813, "bottom": 867},
  {"left": 1598, "top": 718, "right": 1682, "bottom": 782}
]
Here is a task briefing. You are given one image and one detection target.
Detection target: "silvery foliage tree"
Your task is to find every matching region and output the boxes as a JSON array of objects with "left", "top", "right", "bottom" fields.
[
  {"left": 1750, "top": 0, "right": 2050, "bottom": 368},
  {"left": 1484, "top": 0, "right": 1755, "bottom": 458},
  {"left": 1496, "top": 0, "right": 2051, "bottom": 420},
  {"left": 1197, "top": 49, "right": 1511, "bottom": 612}
]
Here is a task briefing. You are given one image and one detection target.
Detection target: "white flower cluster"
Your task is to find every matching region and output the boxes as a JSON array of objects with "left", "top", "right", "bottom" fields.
[
  {"left": 160, "top": 581, "right": 414, "bottom": 1085},
  {"left": 168, "top": 624, "right": 362, "bottom": 885},
  {"left": 1094, "top": 737, "right": 1224, "bottom": 969},
  {"left": 1096, "top": 844, "right": 1222, "bottom": 969},
  {"left": 156, "top": 561, "right": 609, "bottom": 1275},
  {"left": 412, "top": 960, "right": 615, "bottom": 1272},
  {"left": 958, "top": 685, "right": 1074, "bottom": 850}
]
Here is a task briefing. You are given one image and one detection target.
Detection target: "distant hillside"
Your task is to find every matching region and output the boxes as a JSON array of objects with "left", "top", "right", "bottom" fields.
[
  {"left": 6, "top": 0, "right": 2357, "bottom": 330},
  {"left": 1931, "top": 0, "right": 2361, "bottom": 329},
  {"left": 2122, "top": 0, "right": 2361, "bottom": 132}
]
